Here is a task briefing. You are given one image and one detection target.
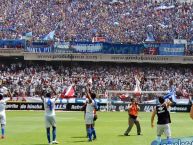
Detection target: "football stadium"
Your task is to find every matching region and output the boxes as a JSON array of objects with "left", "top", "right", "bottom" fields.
[{"left": 0, "top": 0, "right": 193, "bottom": 145}]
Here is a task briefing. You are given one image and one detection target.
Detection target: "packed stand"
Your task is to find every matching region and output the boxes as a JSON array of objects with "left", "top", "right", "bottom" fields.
[
  {"left": 0, "top": 0, "right": 193, "bottom": 43},
  {"left": 0, "top": 62, "right": 192, "bottom": 101}
]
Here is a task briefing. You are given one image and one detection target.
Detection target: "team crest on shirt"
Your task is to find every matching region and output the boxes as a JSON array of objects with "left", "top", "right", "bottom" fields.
[{"left": 158, "top": 107, "right": 164, "bottom": 111}]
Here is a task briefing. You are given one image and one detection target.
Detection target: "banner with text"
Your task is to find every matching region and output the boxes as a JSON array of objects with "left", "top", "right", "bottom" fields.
[
  {"left": 71, "top": 42, "right": 103, "bottom": 53},
  {"left": 54, "top": 42, "right": 72, "bottom": 53},
  {"left": 24, "top": 53, "right": 193, "bottom": 64},
  {"left": 26, "top": 47, "right": 53, "bottom": 53},
  {"left": 6, "top": 102, "right": 191, "bottom": 112},
  {"left": 53, "top": 42, "right": 144, "bottom": 54},
  {"left": 25, "top": 41, "right": 54, "bottom": 53},
  {"left": 159, "top": 44, "right": 185, "bottom": 56}
]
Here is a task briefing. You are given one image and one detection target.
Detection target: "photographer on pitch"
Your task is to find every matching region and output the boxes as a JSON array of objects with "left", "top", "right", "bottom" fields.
[{"left": 124, "top": 98, "right": 141, "bottom": 136}]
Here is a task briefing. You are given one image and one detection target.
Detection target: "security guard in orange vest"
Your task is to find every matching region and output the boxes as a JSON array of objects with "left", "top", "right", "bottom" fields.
[{"left": 124, "top": 98, "right": 141, "bottom": 136}]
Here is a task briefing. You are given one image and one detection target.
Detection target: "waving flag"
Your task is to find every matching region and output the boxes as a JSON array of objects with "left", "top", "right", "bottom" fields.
[
  {"left": 22, "top": 32, "right": 32, "bottom": 40},
  {"left": 145, "top": 32, "right": 155, "bottom": 42},
  {"left": 64, "top": 85, "right": 75, "bottom": 98},
  {"left": 163, "top": 86, "right": 176, "bottom": 103},
  {"left": 26, "top": 32, "right": 32, "bottom": 37},
  {"left": 43, "top": 30, "right": 55, "bottom": 40}
]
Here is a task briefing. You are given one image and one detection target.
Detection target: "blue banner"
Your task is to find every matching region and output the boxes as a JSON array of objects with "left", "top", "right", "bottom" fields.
[
  {"left": 26, "top": 47, "right": 53, "bottom": 53},
  {"left": 54, "top": 42, "right": 73, "bottom": 53},
  {"left": 53, "top": 42, "right": 144, "bottom": 54},
  {"left": 25, "top": 41, "right": 54, "bottom": 53},
  {"left": 101, "top": 43, "right": 144, "bottom": 54},
  {"left": 54, "top": 42, "right": 70, "bottom": 49},
  {"left": 71, "top": 42, "right": 103, "bottom": 53},
  {"left": 0, "top": 40, "right": 25, "bottom": 48},
  {"left": 159, "top": 44, "right": 185, "bottom": 56},
  {"left": 144, "top": 43, "right": 160, "bottom": 48},
  {"left": 30, "top": 41, "right": 50, "bottom": 47}
]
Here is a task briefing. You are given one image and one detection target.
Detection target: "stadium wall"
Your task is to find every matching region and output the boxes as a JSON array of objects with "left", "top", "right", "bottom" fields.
[
  {"left": 23, "top": 53, "right": 193, "bottom": 64},
  {"left": 0, "top": 40, "right": 193, "bottom": 63}
]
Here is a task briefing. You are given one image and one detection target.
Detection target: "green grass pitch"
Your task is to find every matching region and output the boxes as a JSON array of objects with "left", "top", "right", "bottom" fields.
[{"left": 0, "top": 111, "right": 193, "bottom": 145}]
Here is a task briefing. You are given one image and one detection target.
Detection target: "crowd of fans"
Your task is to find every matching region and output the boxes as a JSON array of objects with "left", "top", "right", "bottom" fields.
[
  {"left": 0, "top": 0, "right": 193, "bottom": 43},
  {"left": 0, "top": 61, "right": 192, "bottom": 101}
]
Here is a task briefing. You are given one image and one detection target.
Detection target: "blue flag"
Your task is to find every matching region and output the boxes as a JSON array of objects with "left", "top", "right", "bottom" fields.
[
  {"left": 22, "top": 31, "right": 32, "bottom": 40},
  {"left": 43, "top": 30, "right": 55, "bottom": 40},
  {"left": 163, "top": 86, "right": 176, "bottom": 103},
  {"left": 25, "top": 32, "right": 32, "bottom": 37},
  {"left": 145, "top": 32, "right": 155, "bottom": 42}
]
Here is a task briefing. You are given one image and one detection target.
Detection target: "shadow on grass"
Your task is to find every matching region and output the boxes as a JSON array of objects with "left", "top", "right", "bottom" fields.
[
  {"left": 71, "top": 136, "right": 87, "bottom": 138},
  {"left": 71, "top": 140, "right": 88, "bottom": 143},
  {"left": 26, "top": 144, "right": 48, "bottom": 145},
  {"left": 118, "top": 134, "right": 138, "bottom": 137}
]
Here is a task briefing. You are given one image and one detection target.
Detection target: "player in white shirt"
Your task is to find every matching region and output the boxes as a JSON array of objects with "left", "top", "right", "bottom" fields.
[
  {"left": 41, "top": 85, "right": 59, "bottom": 144},
  {"left": 85, "top": 88, "right": 97, "bottom": 142},
  {"left": 0, "top": 93, "right": 9, "bottom": 139}
]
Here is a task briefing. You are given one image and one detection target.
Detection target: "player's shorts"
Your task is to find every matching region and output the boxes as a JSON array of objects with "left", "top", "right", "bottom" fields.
[
  {"left": 85, "top": 113, "right": 94, "bottom": 125},
  {"left": 157, "top": 124, "right": 171, "bottom": 137},
  {"left": 0, "top": 114, "right": 6, "bottom": 125},
  {"left": 45, "top": 115, "right": 56, "bottom": 128}
]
